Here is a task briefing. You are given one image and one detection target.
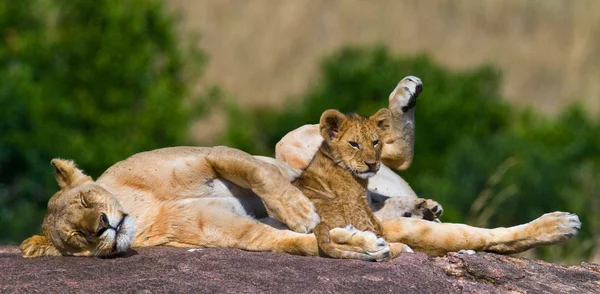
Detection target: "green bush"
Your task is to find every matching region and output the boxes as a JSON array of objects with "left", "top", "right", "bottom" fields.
[
  {"left": 220, "top": 46, "right": 600, "bottom": 263},
  {"left": 0, "top": 0, "right": 205, "bottom": 243}
]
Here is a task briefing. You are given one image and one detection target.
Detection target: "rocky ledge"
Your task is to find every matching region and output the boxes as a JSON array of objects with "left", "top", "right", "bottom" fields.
[{"left": 1, "top": 246, "right": 598, "bottom": 293}]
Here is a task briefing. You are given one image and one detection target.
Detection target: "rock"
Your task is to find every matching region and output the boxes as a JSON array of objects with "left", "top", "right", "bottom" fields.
[{"left": 1, "top": 246, "right": 598, "bottom": 293}]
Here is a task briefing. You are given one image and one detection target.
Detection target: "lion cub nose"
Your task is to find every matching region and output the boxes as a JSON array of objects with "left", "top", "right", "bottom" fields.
[{"left": 365, "top": 162, "right": 378, "bottom": 171}]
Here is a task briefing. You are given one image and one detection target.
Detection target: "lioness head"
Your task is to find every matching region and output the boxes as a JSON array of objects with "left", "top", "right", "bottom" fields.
[
  {"left": 319, "top": 108, "right": 392, "bottom": 179},
  {"left": 20, "top": 159, "right": 134, "bottom": 257}
]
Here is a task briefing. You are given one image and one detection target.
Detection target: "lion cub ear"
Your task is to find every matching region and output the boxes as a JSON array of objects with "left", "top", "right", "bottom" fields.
[
  {"left": 51, "top": 158, "right": 91, "bottom": 190},
  {"left": 20, "top": 235, "right": 61, "bottom": 258},
  {"left": 319, "top": 109, "right": 347, "bottom": 141},
  {"left": 370, "top": 108, "right": 392, "bottom": 133}
]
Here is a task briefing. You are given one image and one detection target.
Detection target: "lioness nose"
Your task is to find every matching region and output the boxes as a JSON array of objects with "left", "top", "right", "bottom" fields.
[
  {"left": 365, "top": 162, "right": 378, "bottom": 171},
  {"left": 97, "top": 213, "right": 110, "bottom": 235}
]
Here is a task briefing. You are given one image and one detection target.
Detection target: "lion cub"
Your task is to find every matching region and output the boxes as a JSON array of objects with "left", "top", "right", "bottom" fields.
[{"left": 293, "top": 109, "right": 411, "bottom": 261}]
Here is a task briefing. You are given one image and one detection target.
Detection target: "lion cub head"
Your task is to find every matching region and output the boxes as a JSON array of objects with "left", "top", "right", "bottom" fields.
[
  {"left": 319, "top": 108, "right": 392, "bottom": 179},
  {"left": 20, "top": 159, "right": 134, "bottom": 257}
]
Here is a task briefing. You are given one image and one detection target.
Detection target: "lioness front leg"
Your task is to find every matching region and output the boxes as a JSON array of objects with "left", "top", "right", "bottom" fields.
[
  {"left": 205, "top": 146, "right": 320, "bottom": 233},
  {"left": 381, "top": 212, "right": 581, "bottom": 256}
]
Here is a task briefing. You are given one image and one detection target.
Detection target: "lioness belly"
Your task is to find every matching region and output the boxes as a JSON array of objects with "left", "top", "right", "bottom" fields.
[{"left": 201, "top": 178, "right": 268, "bottom": 218}]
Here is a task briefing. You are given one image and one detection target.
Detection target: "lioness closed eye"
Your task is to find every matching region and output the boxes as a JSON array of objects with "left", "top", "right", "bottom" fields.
[
  {"left": 20, "top": 159, "right": 135, "bottom": 257},
  {"left": 293, "top": 108, "right": 412, "bottom": 261}
]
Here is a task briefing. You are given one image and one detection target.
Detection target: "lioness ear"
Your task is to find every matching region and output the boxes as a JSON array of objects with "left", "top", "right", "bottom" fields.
[
  {"left": 51, "top": 158, "right": 91, "bottom": 189},
  {"left": 20, "top": 235, "right": 61, "bottom": 258},
  {"left": 319, "top": 109, "right": 346, "bottom": 140},
  {"left": 370, "top": 108, "right": 392, "bottom": 132}
]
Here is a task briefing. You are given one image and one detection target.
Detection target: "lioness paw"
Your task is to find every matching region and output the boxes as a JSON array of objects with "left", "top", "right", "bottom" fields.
[
  {"left": 271, "top": 188, "right": 320, "bottom": 233},
  {"left": 405, "top": 198, "right": 443, "bottom": 221},
  {"left": 529, "top": 212, "right": 581, "bottom": 244},
  {"left": 389, "top": 76, "right": 423, "bottom": 114}
]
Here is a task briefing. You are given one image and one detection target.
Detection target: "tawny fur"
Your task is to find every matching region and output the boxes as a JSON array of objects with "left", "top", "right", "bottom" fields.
[
  {"left": 293, "top": 109, "right": 411, "bottom": 261},
  {"left": 20, "top": 76, "right": 581, "bottom": 259}
]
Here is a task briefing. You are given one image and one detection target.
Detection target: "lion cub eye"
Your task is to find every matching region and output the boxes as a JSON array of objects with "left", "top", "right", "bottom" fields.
[
  {"left": 372, "top": 140, "right": 379, "bottom": 147},
  {"left": 348, "top": 141, "right": 360, "bottom": 149}
]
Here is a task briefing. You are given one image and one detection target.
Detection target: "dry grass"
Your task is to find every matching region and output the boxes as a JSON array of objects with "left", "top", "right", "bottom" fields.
[
  {"left": 467, "top": 157, "right": 518, "bottom": 227},
  {"left": 468, "top": 159, "right": 600, "bottom": 264},
  {"left": 168, "top": 0, "right": 600, "bottom": 119}
]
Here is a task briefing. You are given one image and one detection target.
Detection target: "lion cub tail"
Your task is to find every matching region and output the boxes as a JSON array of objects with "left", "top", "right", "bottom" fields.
[{"left": 314, "top": 223, "right": 374, "bottom": 261}]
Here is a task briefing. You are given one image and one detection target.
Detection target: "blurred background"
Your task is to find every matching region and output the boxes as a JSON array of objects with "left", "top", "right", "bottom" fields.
[{"left": 1, "top": 0, "right": 598, "bottom": 264}]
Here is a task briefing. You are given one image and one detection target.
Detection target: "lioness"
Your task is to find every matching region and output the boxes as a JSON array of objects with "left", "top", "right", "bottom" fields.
[
  {"left": 294, "top": 108, "right": 412, "bottom": 261},
  {"left": 21, "top": 76, "right": 581, "bottom": 258}
]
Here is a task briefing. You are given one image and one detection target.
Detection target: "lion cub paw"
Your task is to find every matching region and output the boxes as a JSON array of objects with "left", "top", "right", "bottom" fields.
[
  {"left": 330, "top": 225, "right": 390, "bottom": 262},
  {"left": 404, "top": 198, "right": 443, "bottom": 221},
  {"left": 528, "top": 212, "right": 581, "bottom": 244}
]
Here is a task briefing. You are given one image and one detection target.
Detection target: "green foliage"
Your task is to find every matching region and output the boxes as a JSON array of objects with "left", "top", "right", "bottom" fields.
[
  {"left": 220, "top": 46, "right": 600, "bottom": 263},
  {"left": 0, "top": 0, "right": 205, "bottom": 243}
]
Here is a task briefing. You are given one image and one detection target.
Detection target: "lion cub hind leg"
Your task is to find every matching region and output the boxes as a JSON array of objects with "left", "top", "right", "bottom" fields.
[{"left": 315, "top": 223, "right": 389, "bottom": 261}]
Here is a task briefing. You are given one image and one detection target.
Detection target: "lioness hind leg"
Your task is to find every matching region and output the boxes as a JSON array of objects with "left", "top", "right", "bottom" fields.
[
  {"left": 382, "top": 76, "right": 422, "bottom": 170},
  {"left": 182, "top": 209, "right": 319, "bottom": 256},
  {"left": 382, "top": 212, "right": 581, "bottom": 256}
]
